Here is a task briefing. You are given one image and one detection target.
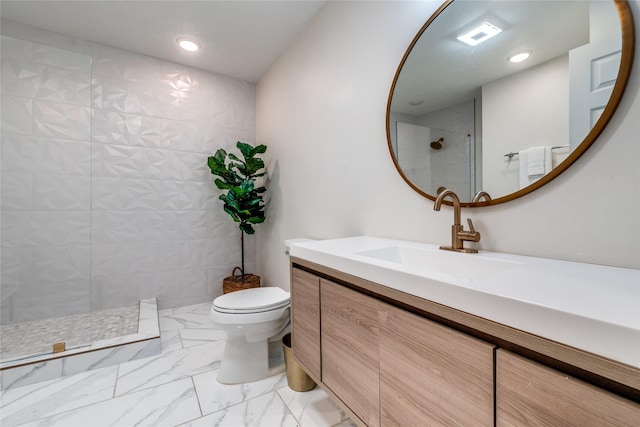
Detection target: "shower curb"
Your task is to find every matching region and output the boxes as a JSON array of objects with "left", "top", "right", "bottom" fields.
[{"left": 0, "top": 298, "right": 161, "bottom": 390}]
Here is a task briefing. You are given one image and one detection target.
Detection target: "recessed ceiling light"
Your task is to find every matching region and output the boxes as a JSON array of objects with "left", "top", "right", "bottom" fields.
[
  {"left": 457, "top": 22, "right": 502, "bottom": 46},
  {"left": 408, "top": 99, "right": 424, "bottom": 106},
  {"left": 508, "top": 51, "right": 532, "bottom": 63},
  {"left": 177, "top": 37, "right": 201, "bottom": 52}
]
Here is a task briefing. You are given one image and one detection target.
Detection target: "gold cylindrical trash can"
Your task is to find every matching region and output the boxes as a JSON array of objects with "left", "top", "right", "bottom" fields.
[{"left": 282, "top": 333, "right": 316, "bottom": 392}]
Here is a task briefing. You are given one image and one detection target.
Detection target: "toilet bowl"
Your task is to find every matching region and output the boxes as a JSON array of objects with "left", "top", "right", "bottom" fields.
[{"left": 210, "top": 287, "right": 291, "bottom": 384}]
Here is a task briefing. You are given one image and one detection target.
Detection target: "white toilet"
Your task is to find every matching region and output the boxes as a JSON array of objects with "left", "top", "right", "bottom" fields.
[{"left": 209, "top": 286, "right": 291, "bottom": 384}]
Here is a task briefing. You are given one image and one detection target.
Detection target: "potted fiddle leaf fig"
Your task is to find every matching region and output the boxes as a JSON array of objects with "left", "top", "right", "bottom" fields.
[{"left": 207, "top": 141, "right": 267, "bottom": 293}]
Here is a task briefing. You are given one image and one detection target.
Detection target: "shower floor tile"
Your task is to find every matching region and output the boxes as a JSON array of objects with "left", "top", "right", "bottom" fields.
[{"left": 0, "top": 305, "right": 139, "bottom": 361}]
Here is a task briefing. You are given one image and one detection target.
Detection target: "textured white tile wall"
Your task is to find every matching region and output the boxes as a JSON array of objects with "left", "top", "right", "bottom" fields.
[
  {"left": 89, "top": 43, "right": 257, "bottom": 312},
  {"left": 1, "top": 28, "right": 257, "bottom": 322},
  {"left": 1, "top": 36, "right": 92, "bottom": 323}
]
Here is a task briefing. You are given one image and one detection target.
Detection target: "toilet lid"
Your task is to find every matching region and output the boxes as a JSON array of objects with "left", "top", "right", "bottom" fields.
[{"left": 213, "top": 287, "right": 290, "bottom": 312}]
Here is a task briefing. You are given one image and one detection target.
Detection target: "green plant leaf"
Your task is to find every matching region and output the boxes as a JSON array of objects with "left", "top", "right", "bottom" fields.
[
  {"left": 240, "top": 222, "right": 255, "bottom": 234},
  {"left": 245, "top": 157, "right": 265, "bottom": 175},
  {"left": 247, "top": 216, "right": 265, "bottom": 224},
  {"left": 236, "top": 141, "right": 253, "bottom": 158},
  {"left": 251, "top": 144, "right": 267, "bottom": 156},
  {"left": 239, "top": 179, "right": 254, "bottom": 191},
  {"left": 214, "top": 178, "right": 233, "bottom": 190},
  {"left": 207, "top": 141, "right": 267, "bottom": 263},
  {"left": 223, "top": 205, "right": 240, "bottom": 222}
]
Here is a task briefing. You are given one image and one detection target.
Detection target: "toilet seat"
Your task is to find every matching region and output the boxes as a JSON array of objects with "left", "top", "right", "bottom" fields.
[{"left": 213, "top": 287, "right": 290, "bottom": 314}]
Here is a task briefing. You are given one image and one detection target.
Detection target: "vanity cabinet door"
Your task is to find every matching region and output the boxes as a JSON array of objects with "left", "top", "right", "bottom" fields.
[
  {"left": 379, "top": 303, "right": 495, "bottom": 426},
  {"left": 496, "top": 350, "right": 640, "bottom": 426},
  {"left": 291, "top": 268, "right": 321, "bottom": 380},
  {"left": 321, "top": 280, "right": 381, "bottom": 427}
]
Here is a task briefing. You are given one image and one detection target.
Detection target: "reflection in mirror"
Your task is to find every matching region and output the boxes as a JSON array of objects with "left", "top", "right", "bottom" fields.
[{"left": 387, "top": 0, "right": 634, "bottom": 205}]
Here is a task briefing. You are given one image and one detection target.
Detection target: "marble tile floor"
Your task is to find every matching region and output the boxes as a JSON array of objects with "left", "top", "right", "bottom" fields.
[{"left": 0, "top": 302, "right": 356, "bottom": 427}]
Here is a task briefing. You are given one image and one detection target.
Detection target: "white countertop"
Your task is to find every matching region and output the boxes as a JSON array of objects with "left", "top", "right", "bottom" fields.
[{"left": 287, "top": 236, "right": 640, "bottom": 368}]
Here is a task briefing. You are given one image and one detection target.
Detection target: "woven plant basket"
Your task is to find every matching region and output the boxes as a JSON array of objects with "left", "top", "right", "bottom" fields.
[{"left": 223, "top": 267, "right": 261, "bottom": 294}]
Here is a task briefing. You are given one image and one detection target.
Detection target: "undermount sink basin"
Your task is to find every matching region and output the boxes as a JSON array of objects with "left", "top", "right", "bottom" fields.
[{"left": 353, "top": 245, "right": 521, "bottom": 280}]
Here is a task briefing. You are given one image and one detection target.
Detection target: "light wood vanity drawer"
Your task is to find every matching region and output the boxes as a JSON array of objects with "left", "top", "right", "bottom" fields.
[
  {"left": 291, "top": 268, "right": 321, "bottom": 380},
  {"left": 321, "top": 279, "right": 381, "bottom": 427},
  {"left": 380, "top": 303, "right": 495, "bottom": 426},
  {"left": 496, "top": 350, "right": 640, "bottom": 426}
]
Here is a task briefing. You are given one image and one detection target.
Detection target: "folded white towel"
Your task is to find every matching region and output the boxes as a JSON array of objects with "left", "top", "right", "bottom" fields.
[
  {"left": 519, "top": 146, "right": 552, "bottom": 189},
  {"left": 526, "top": 146, "right": 550, "bottom": 176}
]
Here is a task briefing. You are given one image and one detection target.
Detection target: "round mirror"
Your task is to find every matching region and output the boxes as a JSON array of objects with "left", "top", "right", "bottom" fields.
[{"left": 387, "top": 0, "right": 634, "bottom": 206}]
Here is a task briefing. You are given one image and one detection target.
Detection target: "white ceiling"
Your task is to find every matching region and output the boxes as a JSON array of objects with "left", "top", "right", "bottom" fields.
[
  {"left": 391, "top": 1, "right": 593, "bottom": 116},
  {"left": 0, "top": 0, "right": 326, "bottom": 83}
]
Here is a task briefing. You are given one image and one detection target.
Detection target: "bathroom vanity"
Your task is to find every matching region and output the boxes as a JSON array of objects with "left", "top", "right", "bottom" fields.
[{"left": 288, "top": 237, "right": 640, "bottom": 426}]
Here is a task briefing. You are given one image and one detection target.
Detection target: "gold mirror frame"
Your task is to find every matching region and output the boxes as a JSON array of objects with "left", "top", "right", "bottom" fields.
[{"left": 386, "top": 0, "right": 635, "bottom": 207}]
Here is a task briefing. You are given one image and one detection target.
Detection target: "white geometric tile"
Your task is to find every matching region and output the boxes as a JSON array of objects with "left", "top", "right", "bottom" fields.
[
  {"left": 92, "top": 210, "right": 209, "bottom": 244},
  {"left": 35, "top": 64, "right": 91, "bottom": 107},
  {"left": 32, "top": 173, "right": 90, "bottom": 210},
  {"left": 0, "top": 246, "right": 32, "bottom": 289},
  {"left": 98, "top": 76, "right": 158, "bottom": 116},
  {"left": 32, "top": 42, "right": 91, "bottom": 72},
  {"left": 1, "top": 135, "right": 90, "bottom": 176},
  {"left": 160, "top": 118, "right": 210, "bottom": 152},
  {"left": 1, "top": 211, "right": 90, "bottom": 248},
  {"left": 1, "top": 95, "right": 33, "bottom": 136},
  {"left": 91, "top": 143, "right": 213, "bottom": 182},
  {"left": 92, "top": 240, "right": 200, "bottom": 276},
  {"left": 91, "top": 75, "right": 103, "bottom": 108},
  {"left": 149, "top": 268, "right": 212, "bottom": 309},
  {"left": 91, "top": 109, "right": 163, "bottom": 148},
  {"left": 202, "top": 236, "right": 245, "bottom": 267},
  {"left": 92, "top": 45, "right": 165, "bottom": 83},
  {"left": 30, "top": 244, "right": 91, "bottom": 283},
  {"left": 0, "top": 172, "right": 33, "bottom": 210},
  {"left": 33, "top": 99, "right": 90, "bottom": 141},
  {"left": 1, "top": 58, "right": 40, "bottom": 99},
  {"left": 4, "top": 283, "right": 91, "bottom": 323}
]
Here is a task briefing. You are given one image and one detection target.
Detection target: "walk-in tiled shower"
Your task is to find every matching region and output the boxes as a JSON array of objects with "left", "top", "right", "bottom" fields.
[{"left": 1, "top": 20, "right": 256, "bottom": 386}]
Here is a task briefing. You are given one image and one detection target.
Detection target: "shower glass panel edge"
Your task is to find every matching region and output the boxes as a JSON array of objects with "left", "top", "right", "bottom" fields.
[{"left": 0, "top": 35, "right": 93, "bottom": 363}]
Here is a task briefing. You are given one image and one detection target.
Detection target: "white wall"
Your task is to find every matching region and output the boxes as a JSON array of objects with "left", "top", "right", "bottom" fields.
[
  {"left": 396, "top": 122, "right": 432, "bottom": 191},
  {"left": 256, "top": 0, "right": 640, "bottom": 291},
  {"left": 1, "top": 22, "right": 257, "bottom": 318},
  {"left": 482, "top": 55, "right": 569, "bottom": 196}
]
